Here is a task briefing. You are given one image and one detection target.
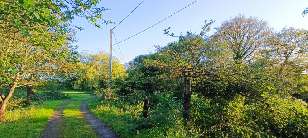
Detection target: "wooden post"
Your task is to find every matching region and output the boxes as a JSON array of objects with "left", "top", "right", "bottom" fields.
[
  {"left": 143, "top": 96, "right": 150, "bottom": 118},
  {"left": 109, "top": 29, "right": 113, "bottom": 86},
  {"left": 183, "top": 76, "right": 192, "bottom": 124}
]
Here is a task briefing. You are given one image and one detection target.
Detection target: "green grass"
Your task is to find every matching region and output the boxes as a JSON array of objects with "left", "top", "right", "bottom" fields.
[
  {"left": 89, "top": 97, "right": 189, "bottom": 138},
  {"left": 90, "top": 99, "right": 142, "bottom": 138},
  {"left": 0, "top": 90, "right": 102, "bottom": 138},
  {"left": 0, "top": 100, "right": 62, "bottom": 138},
  {"left": 60, "top": 92, "right": 98, "bottom": 138},
  {"left": 62, "top": 90, "right": 92, "bottom": 94}
]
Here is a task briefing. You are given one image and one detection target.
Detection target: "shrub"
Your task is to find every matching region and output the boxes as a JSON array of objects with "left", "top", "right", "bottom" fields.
[
  {"left": 251, "top": 93, "right": 308, "bottom": 137},
  {"left": 31, "top": 90, "right": 68, "bottom": 102},
  {"left": 190, "top": 93, "right": 308, "bottom": 137},
  {"left": 222, "top": 93, "right": 308, "bottom": 137},
  {"left": 190, "top": 94, "right": 225, "bottom": 136},
  {"left": 6, "top": 97, "right": 28, "bottom": 111}
]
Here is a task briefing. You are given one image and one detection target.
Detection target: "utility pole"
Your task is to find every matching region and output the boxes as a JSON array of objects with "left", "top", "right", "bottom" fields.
[
  {"left": 109, "top": 29, "right": 113, "bottom": 86},
  {"left": 108, "top": 1, "right": 145, "bottom": 86}
]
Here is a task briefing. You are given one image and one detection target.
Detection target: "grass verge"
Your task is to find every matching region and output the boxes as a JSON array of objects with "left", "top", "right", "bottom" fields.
[
  {"left": 89, "top": 99, "right": 142, "bottom": 138},
  {"left": 60, "top": 92, "right": 98, "bottom": 138},
  {"left": 0, "top": 100, "right": 62, "bottom": 138}
]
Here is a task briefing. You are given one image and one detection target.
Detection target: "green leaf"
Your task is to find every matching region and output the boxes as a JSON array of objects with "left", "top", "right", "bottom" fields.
[{"left": 23, "top": 0, "right": 33, "bottom": 6}]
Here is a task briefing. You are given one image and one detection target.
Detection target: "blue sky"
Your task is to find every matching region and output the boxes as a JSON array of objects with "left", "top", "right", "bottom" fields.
[{"left": 73, "top": 0, "right": 308, "bottom": 64}]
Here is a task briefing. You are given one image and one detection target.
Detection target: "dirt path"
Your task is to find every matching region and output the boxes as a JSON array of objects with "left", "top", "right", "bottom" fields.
[
  {"left": 80, "top": 102, "right": 118, "bottom": 138},
  {"left": 40, "top": 100, "right": 69, "bottom": 138}
]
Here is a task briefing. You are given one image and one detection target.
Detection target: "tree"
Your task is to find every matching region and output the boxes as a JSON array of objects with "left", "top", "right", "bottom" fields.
[
  {"left": 125, "top": 55, "right": 163, "bottom": 118},
  {"left": 0, "top": 0, "right": 106, "bottom": 119},
  {"left": 0, "top": 27, "right": 74, "bottom": 118},
  {"left": 71, "top": 52, "right": 126, "bottom": 97},
  {"left": 213, "top": 15, "right": 271, "bottom": 62},
  {"left": 263, "top": 27, "right": 308, "bottom": 96},
  {"left": 192, "top": 16, "right": 274, "bottom": 100},
  {"left": 150, "top": 33, "right": 209, "bottom": 123},
  {"left": 268, "top": 28, "right": 307, "bottom": 65}
]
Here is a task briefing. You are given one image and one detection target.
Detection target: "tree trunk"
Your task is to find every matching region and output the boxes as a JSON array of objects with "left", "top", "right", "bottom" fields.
[
  {"left": 0, "top": 91, "right": 4, "bottom": 103},
  {"left": 0, "top": 80, "right": 18, "bottom": 120},
  {"left": 183, "top": 77, "right": 192, "bottom": 124},
  {"left": 0, "top": 103, "right": 6, "bottom": 121},
  {"left": 26, "top": 85, "right": 34, "bottom": 104},
  {"left": 143, "top": 96, "right": 149, "bottom": 118}
]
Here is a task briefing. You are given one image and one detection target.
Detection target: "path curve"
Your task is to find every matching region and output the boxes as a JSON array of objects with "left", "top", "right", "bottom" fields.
[
  {"left": 80, "top": 102, "right": 118, "bottom": 138},
  {"left": 40, "top": 100, "right": 69, "bottom": 138}
]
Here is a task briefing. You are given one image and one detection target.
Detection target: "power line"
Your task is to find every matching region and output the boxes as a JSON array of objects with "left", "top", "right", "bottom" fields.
[
  {"left": 113, "top": 0, "right": 198, "bottom": 46},
  {"left": 112, "top": 0, "right": 145, "bottom": 30},
  {"left": 108, "top": 0, "right": 144, "bottom": 83},
  {"left": 113, "top": 32, "right": 125, "bottom": 61}
]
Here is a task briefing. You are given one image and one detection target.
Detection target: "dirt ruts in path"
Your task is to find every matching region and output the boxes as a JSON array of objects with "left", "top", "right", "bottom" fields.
[
  {"left": 80, "top": 102, "right": 118, "bottom": 138},
  {"left": 40, "top": 100, "right": 69, "bottom": 138}
]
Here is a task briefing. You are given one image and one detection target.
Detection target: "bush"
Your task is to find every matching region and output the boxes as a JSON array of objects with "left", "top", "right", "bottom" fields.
[
  {"left": 6, "top": 97, "right": 28, "bottom": 111},
  {"left": 190, "top": 94, "right": 225, "bottom": 136},
  {"left": 91, "top": 93, "right": 202, "bottom": 137},
  {"left": 189, "top": 93, "right": 308, "bottom": 137},
  {"left": 251, "top": 93, "right": 308, "bottom": 137},
  {"left": 221, "top": 93, "right": 308, "bottom": 137},
  {"left": 223, "top": 95, "right": 269, "bottom": 137},
  {"left": 31, "top": 90, "right": 68, "bottom": 102}
]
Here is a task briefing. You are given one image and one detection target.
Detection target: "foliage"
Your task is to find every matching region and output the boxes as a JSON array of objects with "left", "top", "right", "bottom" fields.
[
  {"left": 213, "top": 15, "right": 271, "bottom": 62},
  {"left": 91, "top": 94, "right": 199, "bottom": 138},
  {"left": 32, "top": 91, "right": 68, "bottom": 101},
  {"left": 250, "top": 93, "right": 308, "bottom": 137},
  {"left": 3, "top": 88, "right": 67, "bottom": 111},
  {"left": 0, "top": 0, "right": 107, "bottom": 118},
  {"left": 70, "top": 52, "right": 126, "bottom": 92},
  {"left": 90, "top": 15, "right": 308, "bottom": 137},
  {"left": 6, "top": 97, "right": 28, "bottom": 111}
]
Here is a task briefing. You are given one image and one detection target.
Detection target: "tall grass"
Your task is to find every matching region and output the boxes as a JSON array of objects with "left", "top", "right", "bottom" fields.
[{"left": 89, "top": 95, "right": 195, "bottom": 138}]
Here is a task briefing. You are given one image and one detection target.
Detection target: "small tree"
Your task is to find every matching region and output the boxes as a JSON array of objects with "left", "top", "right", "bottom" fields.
[
  {"left": 150, "top": 33, "right": 209, "bottom": 123},
  {"left": 126, "top": 55, "right": 163, "bottom": 118}
]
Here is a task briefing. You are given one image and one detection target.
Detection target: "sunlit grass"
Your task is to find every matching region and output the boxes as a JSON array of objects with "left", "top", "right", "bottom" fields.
[
  {"left": 0, "top": 91, "right": 98, "bottom": 138},
  {"left": 62, "top": 90, "right": 92, "bottom": 94},
  {"left": 90, "top": 100, "right": 141, "bottom": 137},
  {"left": 60, "top": 93, "right": 97, "bottom": 138},
  {"left": 0, "top": 100, "right": 62, "bottom": 138}
]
